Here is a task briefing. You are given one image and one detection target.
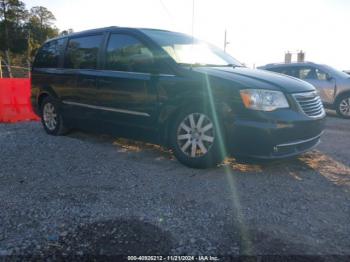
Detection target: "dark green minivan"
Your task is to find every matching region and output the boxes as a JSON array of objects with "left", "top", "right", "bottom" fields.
[{"left": 31, "top": 27, "right": 325, "bottom": 168}]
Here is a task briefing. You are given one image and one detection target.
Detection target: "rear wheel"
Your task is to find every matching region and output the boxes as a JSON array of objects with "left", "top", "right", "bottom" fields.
[
  {"left": 336, "top": 94, "right": 350, "bottom": 119},
  {"left": 170, "top": 107, "right": 226, "bottom": 168},
  {"left": 41, "top": 97, "right": 69, "bottom": 135}
]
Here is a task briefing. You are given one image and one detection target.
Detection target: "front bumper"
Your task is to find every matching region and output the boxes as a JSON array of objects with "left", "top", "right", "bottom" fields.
[{"left": 226, "top": 109, "right": 326, "bottom": 159}]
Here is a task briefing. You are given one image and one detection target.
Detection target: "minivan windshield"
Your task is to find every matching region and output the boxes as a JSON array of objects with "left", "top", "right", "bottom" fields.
[{"left": 141, "top": 29, "right": 243, "bottom": 67}]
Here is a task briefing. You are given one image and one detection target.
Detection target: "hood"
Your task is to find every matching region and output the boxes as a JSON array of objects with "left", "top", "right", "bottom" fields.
[{"left": 192, "top": 67, "right": 315, "bottom": 93}]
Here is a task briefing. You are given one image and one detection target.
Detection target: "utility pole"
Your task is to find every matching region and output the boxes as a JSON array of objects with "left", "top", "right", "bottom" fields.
[
  {"left": 27, "top": 29, "right": 31, "bottom": 77},
  {"left": 1, "top": 0, "right": 13, "bottom": 78},
  {"left": 224, "top": 29, "right": 230, "bottom": 52},
  {"left": 191, "top": 0, "right": 195, "bottom": 39}
]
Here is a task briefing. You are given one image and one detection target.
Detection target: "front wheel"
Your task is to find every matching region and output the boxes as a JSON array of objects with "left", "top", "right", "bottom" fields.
[
  {"left": 336, "top": 94, "right": 350, "bottom": 119},
  {"left": 170, "top": 108, "right": 226, "bottom": 168},
  {"left": 41, "top": 97, "right": 69, "bottom": 135}
]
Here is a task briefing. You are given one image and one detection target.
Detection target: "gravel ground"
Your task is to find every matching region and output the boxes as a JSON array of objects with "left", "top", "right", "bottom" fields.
[{"left": 0, "top": 110, "right": 349, "bottom": 259}]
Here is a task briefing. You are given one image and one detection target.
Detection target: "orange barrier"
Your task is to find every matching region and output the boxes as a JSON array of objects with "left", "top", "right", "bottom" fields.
[{"left": 0, "top": 78, "right": 40, "bottom": 123}]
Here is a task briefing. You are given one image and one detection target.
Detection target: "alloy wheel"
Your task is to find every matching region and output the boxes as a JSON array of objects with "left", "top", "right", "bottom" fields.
[
  {"left": 176, "top": 113, "right": 215, "bottom": 158},
  {"left": 339, "top": 97, "right": 350, "bottom": 116},
  {"left": 43, "top": 102, "right": 57, "bottom": 131}
]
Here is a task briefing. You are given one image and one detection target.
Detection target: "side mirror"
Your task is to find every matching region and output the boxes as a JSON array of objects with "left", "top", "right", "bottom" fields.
[{"left": 326, "top": 75, "right": 334, "bottom": 81}]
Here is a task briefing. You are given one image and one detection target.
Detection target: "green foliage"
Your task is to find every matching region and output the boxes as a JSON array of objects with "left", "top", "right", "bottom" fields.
[
  {"left": 0, "top": 0, "right": 27, "bottom": 22},
  {"left": 0, "top": 0, "right": 27, "bottom": 52},
  {"left": 28, "top": 6, "right": 58, "bottom": 44},
  {"left": 0, "top": 0, "right": 61, "bottom": 66}
]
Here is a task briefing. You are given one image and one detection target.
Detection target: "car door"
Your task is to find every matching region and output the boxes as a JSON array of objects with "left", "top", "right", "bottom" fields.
[
  {"left": 95, "top": 32, "right": 161, "bottom": 128},
  {"left": 61, "top": 34, "right": 105, "bottom": 120},
  {"left": 313, "top": 68, "right": 336, "bottom": 104},
  {"left": 296, "top": 66, "right": 336, "bottom": 104},
  {"left": 32, "top": 38, "right": 67, "bottom": 105}
]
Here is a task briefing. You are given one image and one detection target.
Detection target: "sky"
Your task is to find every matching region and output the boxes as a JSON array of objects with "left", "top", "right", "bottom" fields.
[{"left": 23, "top": 0, "right": 350, "bottom": 70}]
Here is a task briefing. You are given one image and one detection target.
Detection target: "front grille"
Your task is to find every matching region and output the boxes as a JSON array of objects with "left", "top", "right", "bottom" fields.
[{"left": 293, "top": 91, "right": 325, "bottom": 118}]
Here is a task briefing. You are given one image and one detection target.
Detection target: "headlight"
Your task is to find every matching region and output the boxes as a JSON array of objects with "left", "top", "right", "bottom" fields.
[{"left": 240, "top": 89, "right": 289, "bottom": 111}]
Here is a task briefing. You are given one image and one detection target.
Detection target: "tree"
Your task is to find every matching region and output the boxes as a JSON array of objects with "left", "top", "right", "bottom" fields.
[
  {"left": 26, "top": 6, "right": 58, "bottom": 60},
  {"left": 30, "top": 6, "right": 55, "bottom": 25},
  {"left": 0, "top": 2, "right": 60, "bottom": 76},
  {"left": 0, "top": 0, "right": 27, "bottom": 77},
  {"left": 29, "top": 6, "right": 55, "bottom": 43}
]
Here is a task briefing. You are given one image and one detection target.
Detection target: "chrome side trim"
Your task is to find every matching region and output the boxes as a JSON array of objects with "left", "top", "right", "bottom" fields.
[
  {"left": 94, "top": 69, "right": 176, "bottom": 77},
  {"left": 35, "top": 68, "right": 176, "bottom": 77},
  {"left": 276, "top": 131, "right": 324, "bottom": 148},
  {"left": 62, "top": 101, "right": 151, "bottom": 117}
]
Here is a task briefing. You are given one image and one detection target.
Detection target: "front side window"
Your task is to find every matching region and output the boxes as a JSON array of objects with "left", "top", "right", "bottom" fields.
[
  {"left": 298, "top": 67, "right": 318, "bottom": 80},
  {"left": 105, "top": 34, "right": 154, "bottom": 73},
  {"left": 141, "top": 29, "right": 242, "bottom": 67},
  {"left": 297, "top": 67, "right": 328, "bottom": 81},
  {"left": 35, "top": 38, "right": 65, "bottom": 68},
  {"left": 64, "top": 35, "right": 103, "bottom": 69},
  {"left": 315, "top": 68, "right": 328, "bottom": 81}
]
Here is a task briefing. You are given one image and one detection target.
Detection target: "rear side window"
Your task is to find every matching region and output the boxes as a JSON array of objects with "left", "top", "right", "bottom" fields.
[
  {"left": 105, "top": 34, "right": 154, "bottom": 73},
  {"left": 271, "top": 67, "right": 299, "bottom": 78},
  {"left": 64, "top": 35, "right": 103, "bottom": 69},
  {"left": 34, "top": 38, "right": 65, "bottom": 68},
  {"left": 268, "top": 68, "right": 283, "bottom": 73},
  {"left": 298, "top": 67, "right": 316, "bottom": 79}
]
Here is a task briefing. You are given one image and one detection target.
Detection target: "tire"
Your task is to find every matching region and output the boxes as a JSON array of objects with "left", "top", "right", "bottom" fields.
[
  {"left": 335, "top": 94, "right": 350, "bottom": 119},
  {"left": 40, "top": 97, "right": 69, "bottom": 135},
  {"left": 170, "top": 107, "right": 226, "bottom": 168}
]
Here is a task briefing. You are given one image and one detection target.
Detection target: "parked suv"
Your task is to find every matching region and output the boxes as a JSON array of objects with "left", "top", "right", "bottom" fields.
[
  {"left": 31, "top": 27, "right": 325, "bottom": 168},
  {"left": 259, "top": 62, "right": 350, "bottom": 118}
]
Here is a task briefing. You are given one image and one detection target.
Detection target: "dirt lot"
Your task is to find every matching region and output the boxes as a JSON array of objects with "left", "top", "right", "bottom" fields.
[{"left": 0, "top": 110, "right": 349, "bottom": 259}]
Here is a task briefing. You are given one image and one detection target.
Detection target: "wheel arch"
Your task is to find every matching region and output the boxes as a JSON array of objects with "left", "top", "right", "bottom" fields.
[
  {"left": 335, "top": 90, "right": 350, "bottom": 104},
  {"left": 37, "top": 86, "right": 59, "bottom": 111},
  {"left": 335, "top": 90, "right": 350, "bottom": 118},
  {"left": 158, "top": 92, "right": 234, "bottom": 147}
]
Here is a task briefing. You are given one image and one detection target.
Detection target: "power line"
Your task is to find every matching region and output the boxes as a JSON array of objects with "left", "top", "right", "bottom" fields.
[{"left": 159, "top": 0, "right": 175, "bottom": 26}]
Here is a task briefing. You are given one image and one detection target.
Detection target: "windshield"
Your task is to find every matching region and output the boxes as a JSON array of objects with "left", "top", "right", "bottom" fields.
[
  {"left": 321, "top": 64, "right": 350, "bottom": 79},
  {"left": 141, "top": 29, "right": 242, "bottom": 67}
]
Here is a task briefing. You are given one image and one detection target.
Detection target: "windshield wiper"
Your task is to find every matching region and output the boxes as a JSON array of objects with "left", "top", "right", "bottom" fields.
[
  {"left": 178, "top": 63, "right": 205, "bottom": 67},
  {"left": 178, "top": 63, "right": 244, "bottom": 68},
  {"left": 208, "top": 64, "right": 244, "bottom": 68}
]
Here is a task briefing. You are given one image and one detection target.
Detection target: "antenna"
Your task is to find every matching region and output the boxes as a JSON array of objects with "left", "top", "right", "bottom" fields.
[
  {"left": 224, "top": 29, "right": 230, "bottom": 52},
  {"left": 192, "top": 0, "right": 195, "bottom": 41},
  {"left": 159, "top": 0, "right": 176, "bottom": 27},
  {"left": 190, "top": 0, "right": 195, "bottom": 66}
]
